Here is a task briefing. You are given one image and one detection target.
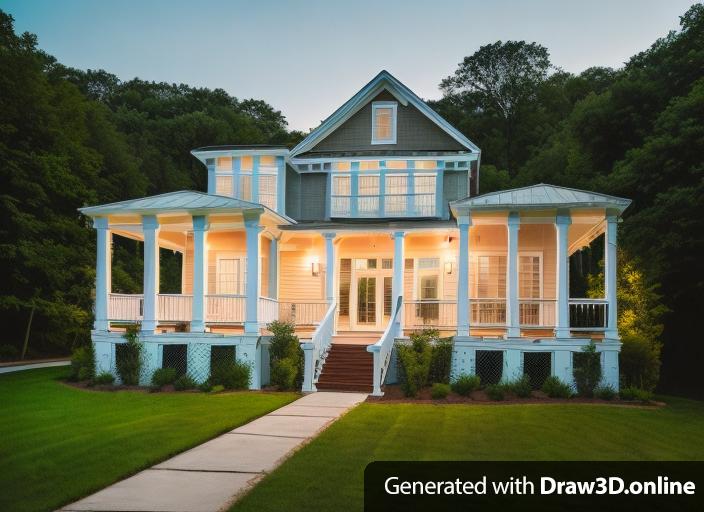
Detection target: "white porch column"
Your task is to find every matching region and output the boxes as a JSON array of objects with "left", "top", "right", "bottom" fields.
[
  {"left": 456, "top": 215, "right": 471, "bottom": 337},
  {"left": 554, "top": 211, "right": 572, "bottom": 338},
  {"left": 191, "top": 215, "right": 208, "bottom": 333},
  {"left": 392, "top": 231, "right": 405, "bottom": 336},
  {"left": 142, "top": 215, "right": 160, "bottom": 332},
  {"left": 604, "top": 213, "right": 619, "bottom": 339},
  {"left": 506, "top": 212, "right": 520, "bottom": 338},
  {"left": 324, "top": 232, "right": 336, "bottom": 303},
  {"left": 244, "top": 211, "right": 262, "bottom": 333},
  {"left": 93, "top": 217, "right": 111, "bottom": 331}
]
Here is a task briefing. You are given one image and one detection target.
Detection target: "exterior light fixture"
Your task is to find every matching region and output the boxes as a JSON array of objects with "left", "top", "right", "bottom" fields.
[
  {"left": 311, "top": 256, "right": 320, "bottom": 276},
  {"left": 445, "top": 262, "right": 453, "bottom": 274}
]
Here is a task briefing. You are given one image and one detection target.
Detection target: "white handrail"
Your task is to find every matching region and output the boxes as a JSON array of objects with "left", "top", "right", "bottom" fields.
[
  {"left": 367, "top": 295, "right": 402, "bottom": 396},
  {"left": 301, "top": 301, "right": 337, "bottom": 392}
]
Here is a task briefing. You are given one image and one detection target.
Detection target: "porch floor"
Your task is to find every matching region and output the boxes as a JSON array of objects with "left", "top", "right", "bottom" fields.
[{"left": 332, "top": 332, "right": 382, "bottom": 345}]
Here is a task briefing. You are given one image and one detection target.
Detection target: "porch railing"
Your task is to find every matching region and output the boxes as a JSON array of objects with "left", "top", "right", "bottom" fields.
[
  {"left": 330, "top": 193, "right": 437, "bottom": 218},
  {"left": 205, "top": 294, "right": 245, "bottom": 323},
  {"left": 258, "top": 296, "right": 279, "bottom": 325},
  {"left": 519, "top": 299, "right": 556, "bottom": 327},
  {"left": 158, "top": 294, "right": 192, "bottom": 322},
  {"left": 108, "top": 293, "right": 143, "bottom": 321},
  {"left": 470, "top": 298, "right": 506, "bottom": 327},
  {"left": 278, "top": 301, "right": 329, "bottom": 326},
  {"left": 569, "top": 298, "right": 608, "bottom": 330},
  {"left": 301, "top": 301, "right": 337, "bottom": 392},
  {"left": 404, "top": 300, "right": 457, "bottom": 329},
  {"left": 368, "top": 296, "right": 402, "bottom": 396}
]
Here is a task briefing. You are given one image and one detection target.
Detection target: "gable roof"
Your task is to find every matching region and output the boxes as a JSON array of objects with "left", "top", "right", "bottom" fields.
[
  {"left": 289, "top": 70, "right": 480, "bottom": 157},
  {"left": 450, "top": 184, "right": 631, "bottom": 214},
  {"left": 79, "top": 190, "right": 294, "bottom": 223}
]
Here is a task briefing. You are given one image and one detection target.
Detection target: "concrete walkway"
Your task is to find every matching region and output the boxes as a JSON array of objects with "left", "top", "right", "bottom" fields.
[
  {"left": 0, "top": 359, "right": 70, "bottom": 374},
  {"left": 60, "top": 392, "right": 367, "bottom": 512}
]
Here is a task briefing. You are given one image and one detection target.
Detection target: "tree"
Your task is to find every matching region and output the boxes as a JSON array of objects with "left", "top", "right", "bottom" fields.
[{"left": 441, "top": 41, "right": 551, "bottom": 174}]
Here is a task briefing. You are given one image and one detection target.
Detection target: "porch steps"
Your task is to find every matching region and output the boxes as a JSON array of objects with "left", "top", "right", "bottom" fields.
[{"left": 316, "top": 344, "right": 374, "bottom": 393}]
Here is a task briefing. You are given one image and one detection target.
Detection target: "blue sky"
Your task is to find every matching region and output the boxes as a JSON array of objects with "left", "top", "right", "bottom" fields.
[{"left": 3, "top": 0, "right": 695, "bottom": 131}]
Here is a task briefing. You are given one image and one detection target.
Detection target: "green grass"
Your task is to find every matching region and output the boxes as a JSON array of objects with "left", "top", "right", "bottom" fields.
[
  {"left": 0, "top": 367, "right": 298, "bottom": 512},
  {"left": 232, "top": 398, "right": 704, "bottom": 512}
]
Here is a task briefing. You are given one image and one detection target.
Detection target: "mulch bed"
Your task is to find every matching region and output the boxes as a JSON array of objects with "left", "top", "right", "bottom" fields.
[
  {"left": 62, "top": 380, "right": 291, "bottom": 395},
  {"left": 367, "top": 385, "right": 665, "bottom": 407}
]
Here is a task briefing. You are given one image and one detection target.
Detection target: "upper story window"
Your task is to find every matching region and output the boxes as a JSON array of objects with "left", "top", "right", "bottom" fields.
[{"left": 371, "top": 101, "right": 397, "bottom": 145}]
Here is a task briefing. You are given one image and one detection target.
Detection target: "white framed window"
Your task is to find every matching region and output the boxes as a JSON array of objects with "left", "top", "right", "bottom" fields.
[
  {"left": 371, "top": 101, "right": 397, "bottom": 145},
  {"left": 258, "top": 173, "right": 277, "bottom": 210},
  {"left": 385, "top": 174, "right": 407, "bottom": 215},
  {"left": 239, "top": 173, "right": 252, "bottom": 201},
  {"left": 414, "top": 173, "right": 436, "bottom": 216},
  {"left": 215, "top": 175, "right": 233, "bottom": 197},
  {"left": 358, "top": 174, "right": 380, "bottom": 215},
  {"left": 216, "top": 257, "right": 243, "bottom": 295},
  {"left": 331, "top": 175, "right": 351, "bottom": 216}
]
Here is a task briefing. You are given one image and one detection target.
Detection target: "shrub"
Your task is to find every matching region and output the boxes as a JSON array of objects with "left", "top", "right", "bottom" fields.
[
  {"left": 271, "top": 358, "right": 298, "bottom": 390},
  {"left": 94, "top": 372, "right": 115, "bottom": 385},
  {"left": 431, "top": 383, "right": 451, "bottom": 399},
  {"left": 0, "top": 344, "right": 19, "bottom": 361},
  {"left": 268, "top": 320, "right": 303, "bottom": 390},
  {"left": 510, "top": 375, "right": 533, "bottom": 398},
  {"left": 198, "top": 380, "right": 213, "bottom": 393},
  {"left": 210, "top": 360, "right": 251, "bottom": 390},
  {"left": 451, "top": 374, "right": 481, "bottom": 396},
  {"left": 397, "top": 340, "right": 432, "bottom": 398},
  {"left": 542, "top": 376, "right": 573, "bottom": 398},
  {"left": 70, "top": 345, "right": 95, "bottom": 382},
  {"left": 116, "top": 325, "right": 142, "bottom": 385},
  {"left": 151, "top": 367, "right": 177, "bottom": 387},
  {"left": 429, "top": 337, "right": 453, "bottom": 384},
  {"left": 210, "top": 384, "right": 225, "bottom": 393},
  {"left": 174, "top": 374, "right": 197, "bottom": 391},
  {"left": 485, "top": 384, "right": 505, "bottom": 401},
  {"left": 595, "top": 384, "right": 617, "bottom": 400},
  {"left": 620, "top": 335, "right": 661, "bottom": 392},
  {"left": 619, "top": 386, "right": 653, "bottom": 403},
  {"left": 573, "top": 342, "right": 602, "bottom": 397}
]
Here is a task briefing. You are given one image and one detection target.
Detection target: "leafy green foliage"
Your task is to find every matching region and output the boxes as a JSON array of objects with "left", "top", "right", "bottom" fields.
[
  {"left": 428, "top": 337, "right": 453, "bottom": 384},
  {"left": 115, "top": 326, "right": 142, "bottom": 385},
  {"left": 69, "top": 345, "right": 95, "bottom": 381},
  {"left": 0, "top": 344, "right": 19, "bottom": 361},
  {"left": 430, "top": 383, "right": 451, "bottom": 399},
  {"left": 595, "top": 384, "right": 617, "bottom": 401},
  {"left": 619, "top": 386, "right": 654, "bottom": 403},
  {"left": 94, "top": 371, "right": 115, "bottom": 385},
  {"left": 485, "top": 384, "right": 505, "bottom": 401},
  {"left": 268, "top": 321, "right": 302, "bottom": 390},
  {"left": 542, "top": 376, "right": 573, "bottom": 398},
  {"left": 451, "top": 374, "right": 481, "bottom": 396},
  {"left": 151, "top": 367, "right": 177, "bottom": 387},
  {"left": 509, "top": 375, "right": 533, "bottom": 398},
  {"left": 271, "top": 359, "right": 299, "bottom": 391},
  {"left": 210, "top": 360, "right": 251, "bottom": 390},
  {"left": 397, "top": 332, "right": 433, "bottom": 397},
  {"left": 573, "top": 342, "right": 602, "bottom": 397},
  {"left": 173, "top": 374, "right": 197, "bottom": 391}
]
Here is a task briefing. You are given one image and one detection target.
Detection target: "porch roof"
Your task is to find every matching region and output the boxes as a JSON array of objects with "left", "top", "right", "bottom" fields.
[
  {"left": 79, "top": 190, "right": 295, "bottom": 224},
  {"left": 450, "top": 184, "right": 631, "bottom": 215}
]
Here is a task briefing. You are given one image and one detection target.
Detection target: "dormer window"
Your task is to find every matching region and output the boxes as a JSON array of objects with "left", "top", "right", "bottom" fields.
[{"left": 371, "top": 101, "right": 397, "bottom": 144}]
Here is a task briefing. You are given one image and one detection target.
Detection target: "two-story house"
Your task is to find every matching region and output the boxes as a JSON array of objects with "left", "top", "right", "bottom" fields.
[{"left": 80, "top": 71, "right": 630, "bottom": 395}]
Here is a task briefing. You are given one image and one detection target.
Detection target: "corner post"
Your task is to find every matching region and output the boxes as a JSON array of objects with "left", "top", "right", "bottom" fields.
[
  {"left": 244, "top": 211, "right": 262, "bottom": 333},
  {"left": 142, "top": 215, "right": 160, "bottom": 333},
  {"left": 457, "top": 214, "right": 471, "bottom": 337},
  {"left": 392, "top": 231, "right": 405, "bottom": 336},
  {"left": 301, "top": 342, "right": 316, "bottom": 392},
  {"left": 324, "top": 232, "right": 336, "bottom": 304},
  {"left": 93, "top": 217, "right": 111, "bottom": 331},
  {"left": 506, "top": 212, "right": 520, "bottom": 338},
  {"left": 604, "top": 213, "right": 619, "bottom": 339},
  {"left": 191, "top": 215, "right": 208, "bottom": 333},
  {"left": 554, "top": 211, "right": 572, "bottom": 338}
]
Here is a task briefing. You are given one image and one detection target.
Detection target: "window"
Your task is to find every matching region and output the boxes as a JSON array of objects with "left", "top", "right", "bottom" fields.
[
  {"left": 385, "top": 174, "right": 407, "bottom": 215},
  {"left": 331, "top": 175, "right": 351, "bottom": 216},
  {"left": 258, "top": 174, "right": 277, "bottom": 210},
  {"left": 371, "top": 102, "right": 397, "bottom": 144},
  {"left": 420, "top": 275, "right": 439, "bottom": 300},
  {"left": 216, "top": 157, "right": 232, "bottom": 171},
  {"left": 358, "top": 174, "right": 379, "bottom": 215},
  {"left": 217, "top": 258, "right": 241, "bottom": 295},
  {"left": 359, "top": 160, "right": 380, "bottom": 171},
  {"left": 414, "top": 174, "right": 436, "bottom": 216},
  {"left": 239, "top": 173, "right": 252, "bottom": 201},
  {"left": 519, "top": 255, "right": 541, "bottom": 299},
  {"left": 477, "top": 255, "right": 506, "bottom": 298},
  {"left": 216, "top": 175, "right": 233, "bottom": 197}
]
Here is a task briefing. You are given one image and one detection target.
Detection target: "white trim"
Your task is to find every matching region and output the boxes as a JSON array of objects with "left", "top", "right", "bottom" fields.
[{"left": 371, "top": 101, "right": 398, "bottom": 145}]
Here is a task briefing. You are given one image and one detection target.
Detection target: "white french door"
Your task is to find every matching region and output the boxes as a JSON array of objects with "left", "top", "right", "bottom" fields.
[{"left": 348, "top": 258, "right": 392, "bottom": 331}]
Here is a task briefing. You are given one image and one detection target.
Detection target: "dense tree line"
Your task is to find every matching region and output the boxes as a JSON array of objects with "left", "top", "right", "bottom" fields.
[{"left": 1, "top": 5, "right": 702, "bottom": 396}]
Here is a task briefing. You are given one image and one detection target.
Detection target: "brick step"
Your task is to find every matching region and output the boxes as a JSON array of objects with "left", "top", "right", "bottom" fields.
[{"left": 316, "top": 381, "right": 373, "bottom": 392}]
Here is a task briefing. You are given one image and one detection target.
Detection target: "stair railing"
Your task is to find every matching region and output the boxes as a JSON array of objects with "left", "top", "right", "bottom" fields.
[
  {"left": 367, "top": 296, "right": 402, "bottom": 396},
  {"left": 300, "top": 301, "right": 337, "bottom": 392}
]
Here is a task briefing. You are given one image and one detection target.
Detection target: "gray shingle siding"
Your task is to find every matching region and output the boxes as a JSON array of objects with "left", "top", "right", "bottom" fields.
[
  {"left": 443, "top": 171, "right": 469, "bottom": 218},
  {"left": 301, "top": 91, "right": 466, "bottom": 156},
  {"left": 285, "top": 164, "right": 301, "bottom": 219},
  {"left": 285, "top": 167, "right": 328, "bottom": 221}
]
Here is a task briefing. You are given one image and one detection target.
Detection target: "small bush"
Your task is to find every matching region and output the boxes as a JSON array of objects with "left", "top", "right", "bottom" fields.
[
  {"left": 210, "top": 360, "right": 251, "bottom": 390},
  {"left": 271, "top": 358, "right": 298, "bottom": 390},
  {"left": 94, "top": 372, "right": 115, "bottom": 385},
  {"left": 198, "top": 380, "right": 213, "bottom": 392},
  {"left": 595, "top": 384, "right": 617, "bottom": 400},
  {"left": 486, "top": 384, "right": 505, "bottom": 401},
  {"left": 70, "top": 345, "right": 95, "bottom": 381},
  {"left": 151, "top": 367, "right": 177, "bottom": 387},
  {"left": 429, "top": 337, "right": 453, "bottom": 384},
  {"left": 397, "top": 331, "right": 434, "bottom": 397},
  {"left": 210, "top": 384, "right": 225, "bottom": 393},
  {"left": 542, "top": 376, "right": 573, "bottom": 398},
  {"left": 0, "top": 344, "right": 19, "bottom": 361},
  {"left": 619, "top": 386, "right": 653, "bottom": 402},
  {"left": 430, "top": 382, "right": 451, "bottom": 399},
  {"left": 451, "top": 374, "right": 481, "bottom": 396},
  {"left": 174, "top": 374, "right": 197, "bottom": 391},
  {"left": 620, "top": 335, "right": 661, "bottom": 392},
  {"left": 116, "top": 325, "right": 142, "bottom": 385},
  {"left": 510, "top": 375, "right": 533, "bottom": 398},
  {"left": 573, "top": 342, "right": 602, "bottom": 397}
]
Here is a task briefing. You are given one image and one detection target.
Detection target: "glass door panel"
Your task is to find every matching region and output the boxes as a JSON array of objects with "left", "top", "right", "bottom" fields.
[{"left": 357, "top": 276, "right": 377, "bottom": 325}]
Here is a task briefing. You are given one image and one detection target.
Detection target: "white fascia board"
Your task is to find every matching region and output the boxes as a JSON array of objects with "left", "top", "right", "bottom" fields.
[
  {"left": 190, "top": 148, "right": 290, "bottom": 166},
  {"left": 289, "top": 153, "right": 479, "bottom": 166}
]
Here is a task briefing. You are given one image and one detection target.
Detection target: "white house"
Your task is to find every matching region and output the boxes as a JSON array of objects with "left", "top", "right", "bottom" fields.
[{"left": 79, "top": 71, "right": 630, "bottom": 395}]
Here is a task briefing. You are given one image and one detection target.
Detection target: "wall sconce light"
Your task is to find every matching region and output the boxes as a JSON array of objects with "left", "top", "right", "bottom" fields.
[
  {"left": 311, "top": 256, "right": 320, "bottom": 277},
  {"left": 445, "top": 262, "right": 453, "bottom": 275}
]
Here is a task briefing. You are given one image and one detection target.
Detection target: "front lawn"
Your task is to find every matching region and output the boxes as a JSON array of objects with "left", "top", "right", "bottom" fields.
[
  {"left": 0, "top": 367, "right": 298, "bottom": 512},
  {"left": 232, "top": 398, "right": 704, "bottom": 512}
]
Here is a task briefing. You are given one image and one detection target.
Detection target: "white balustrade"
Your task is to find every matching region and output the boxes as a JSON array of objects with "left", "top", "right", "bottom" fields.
[
  {"left": 258, "top": 296, "right": 279, "bottom": 325},
  {"left": 205, "top": 295, "right": 246, "bottom": 323},
  {"left": 569, "top": 298, "right": 608, "bottom": 330},
  {"left": 367, "top": 296, "right": 402, "bottom": 396},
  {"left": 278, "top": 301, "right": 329, "bottom": 325},
  {"left": 157, "top": 294, "right": 193, "bottom": 322},
  {"left": 108, "top": 293, "right": 143, "bottom": 321},
  {"left": 403, "top": 300, "right": 457, "bottom": 329},
  {"left": 470, "top": 298, "right": 507, "bottom": 326},
  {"left": 301, "top": 302, "right": 337, "bottom": 392},
  {"left": 518, "top": 299, "right": 556, "bottom": 327}
]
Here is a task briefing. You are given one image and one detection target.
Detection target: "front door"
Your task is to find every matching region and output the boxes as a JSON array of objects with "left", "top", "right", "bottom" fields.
[{"left": 348, "top": 258, "right": 392, "bottom": 331}]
